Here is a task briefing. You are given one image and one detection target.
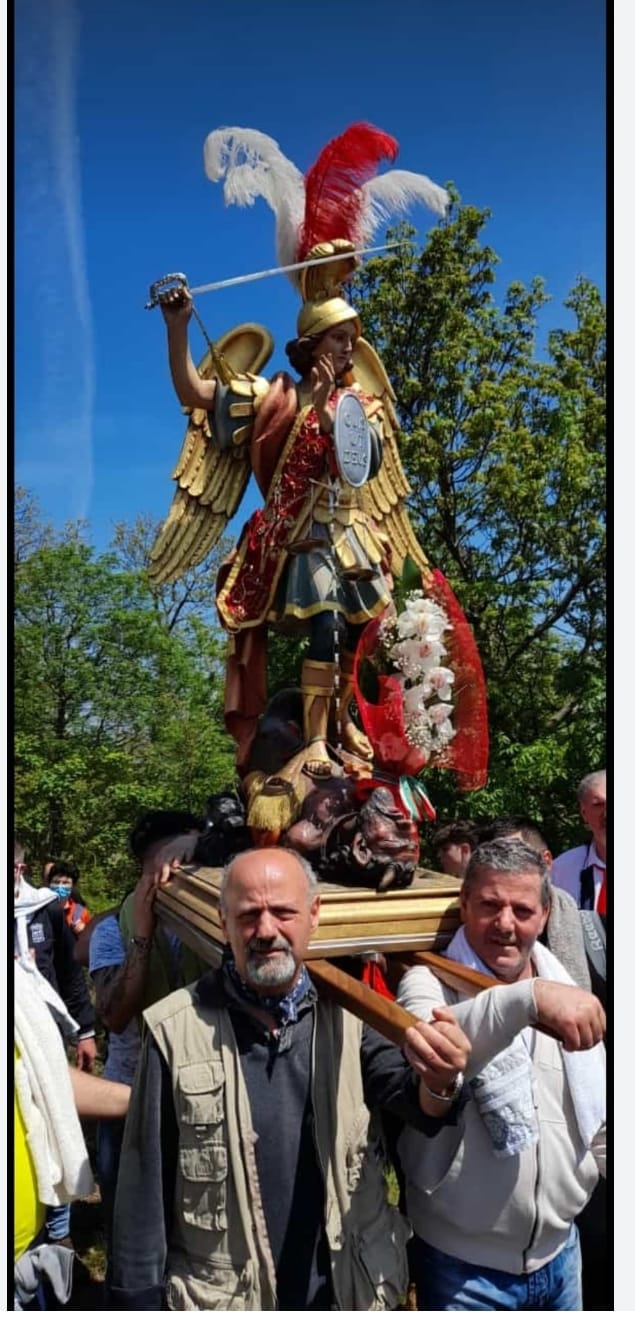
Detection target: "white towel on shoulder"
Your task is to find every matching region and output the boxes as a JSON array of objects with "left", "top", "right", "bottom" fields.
[
  {"left": 445, "top": 927, "right": 605, "bottom": 1156},
  {"left": 14, "top": 961, "right": 95, "bottom": 1206}
]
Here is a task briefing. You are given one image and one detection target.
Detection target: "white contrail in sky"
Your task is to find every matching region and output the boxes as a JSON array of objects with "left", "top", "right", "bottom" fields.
[{"left": 15, "top": 0, "right": 94, "bottom": 521}]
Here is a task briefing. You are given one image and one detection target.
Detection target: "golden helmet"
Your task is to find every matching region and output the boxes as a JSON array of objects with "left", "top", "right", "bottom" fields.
[
  {"left": 296, "top": 295, "right": 360, "bottom": 340},
  {"left": 296, "top": 240, "right": 361, "bottom": 340}
]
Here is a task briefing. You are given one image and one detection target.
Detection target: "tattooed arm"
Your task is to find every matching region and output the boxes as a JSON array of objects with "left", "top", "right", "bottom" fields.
[
  {"left": 92, "top": 856, "right": 183, "bottom": 1033},
  {"left": 89, "top": 895, "right": 155, "bottom": 1035},
  {"left": 92, "top": 944, "right": 153, "bottom": 1035},
  {"left": 90, "top": 839, "right": 199, "bottom": 1035}
]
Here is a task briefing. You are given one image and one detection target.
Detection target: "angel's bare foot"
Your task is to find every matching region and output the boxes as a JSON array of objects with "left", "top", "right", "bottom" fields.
[
  {"left": 341, "top": 720, "right": 373, "bottom": 764},
  {"left": 304, "top": 739, "right": 333, "bottom": 778}
]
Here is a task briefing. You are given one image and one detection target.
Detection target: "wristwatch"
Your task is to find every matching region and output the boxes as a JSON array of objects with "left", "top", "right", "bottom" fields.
[{"left": 421, "top": 1070, "right": 464, "bottom": 1103}]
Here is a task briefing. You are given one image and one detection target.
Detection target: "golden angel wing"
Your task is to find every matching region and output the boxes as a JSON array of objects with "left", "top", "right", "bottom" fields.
[
  {"left": 149, "top": 323, "right": 274, "bottom": 584},
  {"left": 353, "top": 337, "right": 433, "bottom": 585}
]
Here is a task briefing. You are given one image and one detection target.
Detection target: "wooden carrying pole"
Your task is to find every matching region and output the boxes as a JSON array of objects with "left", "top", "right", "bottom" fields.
[
  {"left": 309, "top": 959, "right": 421, "bottom": 1047},
  {"left": 406, "top": 950, "right": 504, "bottom": 994},
  {"left": 308, "top": 952, "right": 561, "bottom": 1045},
  {"left": 307, "top": 953, "right": 503, "bottom": 1048}
]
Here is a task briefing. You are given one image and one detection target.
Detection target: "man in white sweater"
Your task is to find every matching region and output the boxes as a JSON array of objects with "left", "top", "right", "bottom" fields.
[{"left": 397, "top": 837, "right": 606, "bottom": 1311}]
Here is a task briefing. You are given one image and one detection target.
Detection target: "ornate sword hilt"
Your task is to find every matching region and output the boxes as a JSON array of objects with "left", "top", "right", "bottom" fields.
[
  {"left": 145, "top": 271, "right": 234, "bottom": 386},
  {"left": 145, "top": 272, "right": 189, "bottom": 310}
]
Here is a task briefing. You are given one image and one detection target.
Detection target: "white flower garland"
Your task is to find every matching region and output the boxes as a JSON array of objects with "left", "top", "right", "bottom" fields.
[{"left": 378, "top": 591, "right": 456, "bottom": 760}]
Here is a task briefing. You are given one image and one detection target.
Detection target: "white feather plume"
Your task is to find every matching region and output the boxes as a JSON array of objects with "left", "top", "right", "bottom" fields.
[
  {"left": 360, "top": 170, "right": 449, "bottom": 242},
  {"left": 203, "top": 127, "right": 305, "bottom": 271}
]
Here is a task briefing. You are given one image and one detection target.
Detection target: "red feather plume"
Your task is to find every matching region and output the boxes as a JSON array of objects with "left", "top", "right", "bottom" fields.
[{"left": 298, "top": 123, "right": 399, "bottom": 260}]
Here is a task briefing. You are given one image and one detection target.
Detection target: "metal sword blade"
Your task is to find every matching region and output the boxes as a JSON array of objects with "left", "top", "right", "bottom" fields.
[{"left": 186, "top": 242, "right": 403, "bottom": 297}]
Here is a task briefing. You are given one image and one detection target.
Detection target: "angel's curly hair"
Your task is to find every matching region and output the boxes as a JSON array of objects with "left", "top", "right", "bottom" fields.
[{"left": 284, "top": 334, "right": 321, "bottom": 377}]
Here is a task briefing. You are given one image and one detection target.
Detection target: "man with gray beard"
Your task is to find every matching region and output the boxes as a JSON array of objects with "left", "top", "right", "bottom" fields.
[{"left": 110, "top": 847, "right": 473, "bottom": 1311}]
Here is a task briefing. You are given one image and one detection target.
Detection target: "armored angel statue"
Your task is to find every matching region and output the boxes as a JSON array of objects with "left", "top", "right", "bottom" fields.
[{"left": 149, "top": 123, "right": 487, "bottom": 844}]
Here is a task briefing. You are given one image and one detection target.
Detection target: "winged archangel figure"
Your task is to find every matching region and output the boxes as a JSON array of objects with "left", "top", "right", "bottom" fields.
[{"left": 149, "top": 123, "right": 486, "bottom": 837}]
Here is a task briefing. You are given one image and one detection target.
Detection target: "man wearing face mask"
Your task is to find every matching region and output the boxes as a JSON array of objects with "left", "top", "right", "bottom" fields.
[
  {"left": 14, "top": 842, "right": 97, "bottom": 1071},
  {"left": 46, "top": 861, "right": 92, "bottom": 936}
]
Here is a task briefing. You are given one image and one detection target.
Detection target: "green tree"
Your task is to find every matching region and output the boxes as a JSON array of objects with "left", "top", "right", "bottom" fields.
[
  {"left": 352, "top": 210, "right": 605, "bottom": 851},
  {"left": 14, "top": 485, "right": 56, "bottom": 567},
  {"left": 110, "top": 513, "right": 233, "bottom": 634},
  {"left": 15, "top": 506, "right": 235, "bottom": 907}
]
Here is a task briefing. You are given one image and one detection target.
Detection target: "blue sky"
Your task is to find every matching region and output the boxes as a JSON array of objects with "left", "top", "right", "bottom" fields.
[{"left": 15, "top": 0, "right": 605, "bottom": 549}]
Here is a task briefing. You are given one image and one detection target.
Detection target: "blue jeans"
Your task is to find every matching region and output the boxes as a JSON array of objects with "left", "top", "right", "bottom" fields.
[
  {"left": 44, "top": 1202, "right": 71, "bottom": 1243},
  {"left": 411, "top": 1227, "right": 582, "bottom": 1310},
  {"left": 96, "top": 1116, "right": 126, "bottom": 1291}
]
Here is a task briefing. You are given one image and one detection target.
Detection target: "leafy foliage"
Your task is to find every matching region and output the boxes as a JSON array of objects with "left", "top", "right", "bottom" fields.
[
  {"left": 15, "top": 500, "right": 235, "bottom": 908},
  {"left": 110, "top": 514, "right": 233, "bottom": 634}
]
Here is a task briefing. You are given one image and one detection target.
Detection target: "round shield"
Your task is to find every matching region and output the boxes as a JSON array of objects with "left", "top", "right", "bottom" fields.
[{"left": 333, "top": 391, "right": 372, "bottom": 488}]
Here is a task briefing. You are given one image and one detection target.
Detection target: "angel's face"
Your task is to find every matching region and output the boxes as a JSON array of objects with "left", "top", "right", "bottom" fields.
[{"left": 314, "top": 321, "right": 357, "bottom": 375}]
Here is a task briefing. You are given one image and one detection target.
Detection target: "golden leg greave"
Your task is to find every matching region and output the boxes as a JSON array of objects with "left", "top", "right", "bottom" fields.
[
  {"left": 301, "top": 658, "right": 336, "bottom": 778},
  {"left": 337, "top": 651, "right": 373, "bottom": 764}
]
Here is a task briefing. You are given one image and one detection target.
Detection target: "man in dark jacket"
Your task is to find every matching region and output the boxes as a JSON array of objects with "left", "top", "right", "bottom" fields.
[{"left": 14, "top": 841, "right": 96, "bottom": 1066}]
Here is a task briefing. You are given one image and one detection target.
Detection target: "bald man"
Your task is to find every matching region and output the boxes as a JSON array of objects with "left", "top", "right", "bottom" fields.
[{"left": 110, "top": 847, "right": 472, "bottom": 1311}]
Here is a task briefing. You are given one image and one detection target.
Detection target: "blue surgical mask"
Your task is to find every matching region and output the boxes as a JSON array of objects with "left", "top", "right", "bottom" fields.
[{"left": 51, "top": 883, "right": 72, "bottom": 901}]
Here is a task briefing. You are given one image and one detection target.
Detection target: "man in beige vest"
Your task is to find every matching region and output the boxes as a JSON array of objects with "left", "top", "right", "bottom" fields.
[{"left": 109, "top": 846, "right": 473, "bottom": 1310}]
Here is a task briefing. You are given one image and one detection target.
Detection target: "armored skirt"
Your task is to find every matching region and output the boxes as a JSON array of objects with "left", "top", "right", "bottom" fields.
[{"left": 269, "top": 497, "right": 393, "bottom": 633}]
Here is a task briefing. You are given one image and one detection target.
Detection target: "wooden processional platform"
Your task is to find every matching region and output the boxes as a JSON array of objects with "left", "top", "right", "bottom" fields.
[
  {"left": 155, "top": 865, "right": 514, "bottom": 1048},
  {"left": 156, "top": 864, "right": 462, "bottom": 966}
]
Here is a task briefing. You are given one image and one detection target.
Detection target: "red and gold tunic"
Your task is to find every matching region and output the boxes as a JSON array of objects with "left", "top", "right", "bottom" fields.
[{"left": 216, "top": 374, "right": 392, "bottom": 634}]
